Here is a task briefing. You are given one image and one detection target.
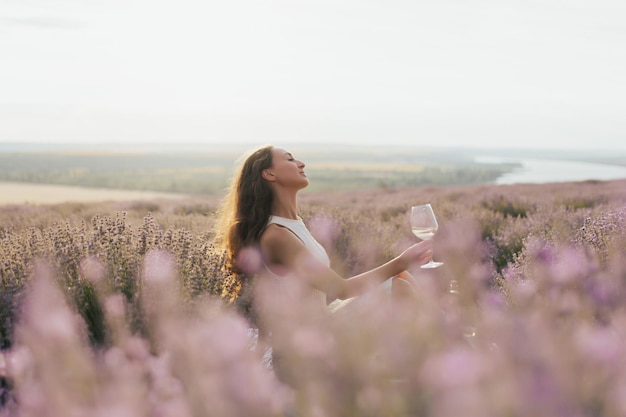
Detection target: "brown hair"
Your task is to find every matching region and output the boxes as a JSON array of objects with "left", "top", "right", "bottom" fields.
[{"left": 215, "top": 145, "right": 275, "bottom": 275}]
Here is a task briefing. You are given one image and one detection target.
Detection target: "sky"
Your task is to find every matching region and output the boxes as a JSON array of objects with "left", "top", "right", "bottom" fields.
[{"left": 1, "top": 0, "right": 625, "bottom": 150}]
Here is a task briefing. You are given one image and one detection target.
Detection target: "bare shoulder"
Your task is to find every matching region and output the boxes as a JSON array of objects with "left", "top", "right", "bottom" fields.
[
  {"left": 260, "top": 224, "right": 306, "bottom": 265},
  {"left": 260, "top": 223, "right": 300, "bottom": 247}
]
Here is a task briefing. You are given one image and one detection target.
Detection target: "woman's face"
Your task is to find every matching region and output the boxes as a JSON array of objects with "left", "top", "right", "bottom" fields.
[{"left": 265, "top": 148, "right": 309, "bottom": 189}]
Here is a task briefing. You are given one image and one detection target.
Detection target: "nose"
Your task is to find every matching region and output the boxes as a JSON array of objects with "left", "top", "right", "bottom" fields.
[{"left": 298, "top": 160, "right": 305, "bottom": 168}]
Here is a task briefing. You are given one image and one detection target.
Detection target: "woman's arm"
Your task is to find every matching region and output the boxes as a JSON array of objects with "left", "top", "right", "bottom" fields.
[{"left": 259, "top": 224, "right": 432, "bottom": 300}]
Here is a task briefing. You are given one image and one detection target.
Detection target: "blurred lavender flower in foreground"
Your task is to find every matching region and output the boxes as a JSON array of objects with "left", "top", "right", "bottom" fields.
[{"left": 2, "top": 181, "right": 626, "bottom": 416}]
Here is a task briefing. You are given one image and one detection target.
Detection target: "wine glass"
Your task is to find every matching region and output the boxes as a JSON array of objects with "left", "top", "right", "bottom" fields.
[{"left": 411, "top": 203, "right": 443, "bottom": 269}]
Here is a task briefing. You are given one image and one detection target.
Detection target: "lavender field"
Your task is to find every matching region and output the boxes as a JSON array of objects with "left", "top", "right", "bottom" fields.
[{"left": 2, "top": 178, "right": 626, "bottom": 416}]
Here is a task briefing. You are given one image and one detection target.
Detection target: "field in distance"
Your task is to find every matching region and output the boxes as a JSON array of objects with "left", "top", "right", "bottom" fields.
[
  {"left": 2, "top": 143, "right": 625, "bottom": 199},
  {"left": 0, "top": 145, "right": 516, "bottom": 196},
  {"left": 0, "top": 181, "right": 186, "bottom": 206}
]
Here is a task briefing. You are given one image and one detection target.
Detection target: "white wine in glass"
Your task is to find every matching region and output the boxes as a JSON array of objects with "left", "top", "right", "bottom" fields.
[{"left": 411, "top": 203, "right": 443, "bottom": 269}]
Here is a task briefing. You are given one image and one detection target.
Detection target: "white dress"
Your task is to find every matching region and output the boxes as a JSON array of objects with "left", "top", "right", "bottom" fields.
[
  {"left": 262, "top": 215, "right": 391, "bottom": 311},
  {"left": 266, "top": 215, "right": 331, "bottom": 266},
  {"left": 250, "top": 215, "right": 392, "bottom": 367},
  {"left": 263, "top": 215, "right": 329, "bottom": 307},
  {"left": 252, "top": 215, "right": 332, "bottom": 367}
]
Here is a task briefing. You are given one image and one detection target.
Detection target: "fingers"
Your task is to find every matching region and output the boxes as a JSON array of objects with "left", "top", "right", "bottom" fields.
[
  {"left": 398, "top": 240, "right": 434, "bottom": 269},
  {"left": 414, "top": 240, "right": 433, "bottom": 256},
  {"left": 412, "top": 241, "right": 433, "bottom": 264}
]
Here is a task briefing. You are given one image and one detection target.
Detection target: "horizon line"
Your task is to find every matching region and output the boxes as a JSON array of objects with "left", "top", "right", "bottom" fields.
[{"left": 1, "top": 141, "right": 625, "bottom": 154}]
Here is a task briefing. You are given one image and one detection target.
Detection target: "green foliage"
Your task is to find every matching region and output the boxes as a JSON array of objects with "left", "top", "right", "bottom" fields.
[
  {"left": 72, "top": 282, "right": 106, "bottom": 346},
  {"left": 560, "top": 196, "right": 607, "bottom": 211},
  {"left": 0, "top": 153, "right": 234, "bottom": 194},
  {"left": 476, "top": 198, "right": 532, "bottom": 274},
  {"left": 481, "top": 195, "right": 533, "bottom": 219},
  {"left": 305, "top": 165, "right": 510, "bottom": 192}
]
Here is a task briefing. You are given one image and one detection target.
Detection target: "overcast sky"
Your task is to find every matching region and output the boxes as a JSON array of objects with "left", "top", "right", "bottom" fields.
[{"left": 1, "top": 0, "right": 625, "bottom": 150}]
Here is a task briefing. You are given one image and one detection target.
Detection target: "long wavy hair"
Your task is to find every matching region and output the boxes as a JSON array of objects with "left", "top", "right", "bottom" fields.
[{"left": 215, "top": 145, "right": 275, "bottom": 278}]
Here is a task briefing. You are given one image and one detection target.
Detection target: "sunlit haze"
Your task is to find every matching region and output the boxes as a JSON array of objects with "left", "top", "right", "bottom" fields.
[{"left": 1, "top": 0, "right": 625, "bottom": 150}]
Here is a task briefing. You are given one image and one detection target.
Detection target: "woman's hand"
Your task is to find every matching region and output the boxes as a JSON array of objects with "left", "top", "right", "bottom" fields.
[{"left": 397, "top": 240, "right": 433, "bottom": 270}]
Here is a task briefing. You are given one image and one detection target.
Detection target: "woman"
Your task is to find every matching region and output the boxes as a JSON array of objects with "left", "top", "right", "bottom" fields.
[{"left": 216, "top": 145, "right": 433, "bottom": 319}]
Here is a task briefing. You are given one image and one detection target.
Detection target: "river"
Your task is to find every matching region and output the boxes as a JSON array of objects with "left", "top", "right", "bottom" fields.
[{"left": 476, "top": 156, "right": 626, "bottom": 185}]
